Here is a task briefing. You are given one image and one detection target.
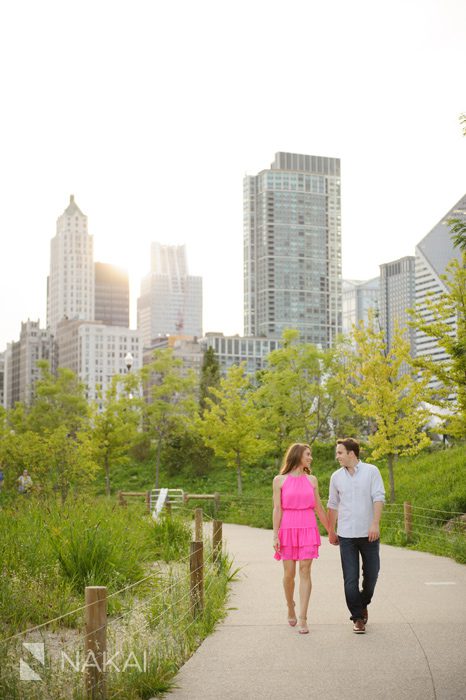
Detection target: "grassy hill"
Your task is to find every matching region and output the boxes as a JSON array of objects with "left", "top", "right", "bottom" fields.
[
  {"left": 100, "top": 442, "right": 466, "bottom": 563},
  {"left": 103, "top": 443, "right": 466, "bottom": 512}
]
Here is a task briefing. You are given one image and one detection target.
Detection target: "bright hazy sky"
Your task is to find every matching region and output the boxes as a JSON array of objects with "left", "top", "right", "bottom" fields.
[{"left": 1, "top": 0, "right": 465, "bottom": 351}]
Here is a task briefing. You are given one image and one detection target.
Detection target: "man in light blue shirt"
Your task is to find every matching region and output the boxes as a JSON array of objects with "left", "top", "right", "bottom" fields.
[{"left": 327, "top": 437, "right": 385, "bottom": 634}]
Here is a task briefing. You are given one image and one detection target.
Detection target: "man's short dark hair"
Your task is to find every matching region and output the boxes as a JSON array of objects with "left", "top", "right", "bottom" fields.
[{"left": 336, "top": 437, "right": 360, "bottom": 458}]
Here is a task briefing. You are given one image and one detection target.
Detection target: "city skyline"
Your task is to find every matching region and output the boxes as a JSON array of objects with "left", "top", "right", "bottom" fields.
[
  {"left": 244, "top": 152, "right": 341, "bottom": 347},
  {"left": 1, "top": 1, "right": 465, "bottom": 350}
]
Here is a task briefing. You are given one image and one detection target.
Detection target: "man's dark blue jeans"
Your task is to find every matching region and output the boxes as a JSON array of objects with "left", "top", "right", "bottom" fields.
[{"left": 338, "top": 536, "right": 380, "bottom": 621}]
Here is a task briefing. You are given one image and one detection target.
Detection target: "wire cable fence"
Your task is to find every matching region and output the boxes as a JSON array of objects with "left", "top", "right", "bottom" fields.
[
  {"left": 179, "top": 494, "right": 465, "bottom": 564},
  {"left": 0, "top": 505, "right": 220, "bottom": 642},
  {"left": 183, "top": 494, "right": 466, "bottom": 560},
  {"left": 0, "top": 506, "right": 229, "bottom": 700}
]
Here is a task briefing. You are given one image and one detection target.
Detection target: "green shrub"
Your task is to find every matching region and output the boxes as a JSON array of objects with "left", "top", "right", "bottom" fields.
[{"left": 0, "top": 498, "right": 192, "bottom": 638}]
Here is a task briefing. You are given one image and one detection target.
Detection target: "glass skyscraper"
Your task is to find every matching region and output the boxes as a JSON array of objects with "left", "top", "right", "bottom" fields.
[
  {"left": 415, "top": 194, "right": 465, "bottom": 367},
  {"left": 137, "top": 243, "right": 202, "bottom": 346},
  {"left": 379, "top": 256, "right": 416, "bottom": 356},
  {"left": 244, "top": 152, "right": 342, "bottom": 347},
  {"left": 94, "top": 262, "right": 130, "bottom": 328},
  {"left": 342, "top": 277, "right": 379, "bottom": 335}
]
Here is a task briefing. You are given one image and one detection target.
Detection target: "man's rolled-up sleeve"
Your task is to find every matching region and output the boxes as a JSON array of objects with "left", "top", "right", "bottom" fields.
[
  {"left": 371, "top": 468, "right": 385, "bottom": 503},
  {"left": 327, "top": 474, "right": 340, "bottom": 510}
]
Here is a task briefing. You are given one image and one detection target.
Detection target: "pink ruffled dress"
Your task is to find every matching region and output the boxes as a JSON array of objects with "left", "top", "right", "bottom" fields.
[{"left": 274, "top": 474, "right": 321, "bottom": 561}]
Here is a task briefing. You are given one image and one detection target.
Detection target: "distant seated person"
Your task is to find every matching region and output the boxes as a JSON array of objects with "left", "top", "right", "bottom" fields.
[{"left": 17, "top": 469, "right": 33, "bottom": 494}]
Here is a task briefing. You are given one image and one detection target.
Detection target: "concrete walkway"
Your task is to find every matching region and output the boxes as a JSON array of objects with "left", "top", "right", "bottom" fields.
[{"left": 168, "top": 524, "right": 466, "bottom": 700}]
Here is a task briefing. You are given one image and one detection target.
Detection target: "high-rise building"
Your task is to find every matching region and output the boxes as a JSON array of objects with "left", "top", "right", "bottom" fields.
[
  {"left": 95, "top": 262, "right": 130, "bottom": 327},
  {"left": 0, "top": 351, "right": 5, "bottom": 408},
  {"left": 244, "top": 152, "right": 342, "bottom": 347},
  {"left": 379, "top": 256, "right": 416, "bottom": 354},
  {"left": 342, "top": 278, "right": 379, "bottom": 335},
  {"left": 142, "top": 335, "right": 204, "bottom": 377},
  {"left": 3, "top": 341, "right": 20, "bottom": 409},
  {"left": 18, "top": 320, "right": 54, "bottom": 406},
  {"left": 47, "top": 195, "right": 94, "bottom": 334},
  {"left": 202, "top": 333, "right": 282, "bottom": 376},
  {"left": 3, "top": 320, "right": 54, "bottom": 409},
  {"left": 137, "top": 243, "right": 202, "bottom": 347},
  {"left": 415, "top": 194, "right": 465, "bottom": 367},
  {"left": 56, "top": 319, "right": 142, "bottom": 405}
]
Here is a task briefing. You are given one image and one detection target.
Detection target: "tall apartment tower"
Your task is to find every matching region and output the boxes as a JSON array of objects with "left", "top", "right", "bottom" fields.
[
  {"left": 3, "top": 320, "right": 54, "bottom": 408},
  {"left": 137, "top": 243, "right": 202, "bottom": 347},
  {"left": 56, "top": 319, "right": 142, "bottom": 405},
  {"left": 95, "top": 262, "right": 130, "bottom": 327},
  {"left": 47, "top": 195, "right": 94, "bottom": 334},
  {"left": 415, "top": 194, "right": 465, "bottom": 366},
  {"left": 379, "top": 256, "right": 416, "bottom": 354},
  {"left": 244, "top": 152, "right": 342, "bottom": 347},
  {"left": 0, "top": 351, "right": 4, "bottom": 408},
  {"left": 342, "top": 278, "right": 379, "bottom": 335}
]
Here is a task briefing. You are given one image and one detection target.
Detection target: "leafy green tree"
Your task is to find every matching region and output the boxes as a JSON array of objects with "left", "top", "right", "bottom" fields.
[
  {"left": 448, "top": 218, "right": 466, "bottom": 252},
  {"left": 409, "top": 234, "right": 466, "bottom": 438},
  {"left": 44, "top": 426, "right": 99, "bottom": 504},
  {"left": 90, "top": 374, "right": 141, "bottom": 496},
  {"left": 342, "top": 320, "right": 433, "bottom": 502},
  {"left": 141, "top": 349, "right": 198, "bottom": 489},
  {"left": 26, "top": 361, "right": 89, "bottom": 435},
  {"left": 0, "top": 426, "right": 98, "bottom": 503},
  {"left": 199, "top": 346, "right": 221, "bottom": 413},
  {"left": 323, "top": 345, "right": 367, "bottom": 440},
  {"left": 4, "top": 401, "right": 29, "bottom": 435},
  {"left": 201, "top": 364, "right": 269, "bottom": 494},
  {"left": 257, "top": 330, "right": 350, "bottom": 462},
  {"left": 162, "top": 421, "right": 214, "bottom": 477},
  {"left": 0, "top": 364, "right": 95, "bottom": 500}
]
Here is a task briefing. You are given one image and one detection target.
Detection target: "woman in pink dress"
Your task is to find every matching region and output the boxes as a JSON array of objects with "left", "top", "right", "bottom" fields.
[{"left": 273, "top": 443, "right": 329, "bottom": 634}]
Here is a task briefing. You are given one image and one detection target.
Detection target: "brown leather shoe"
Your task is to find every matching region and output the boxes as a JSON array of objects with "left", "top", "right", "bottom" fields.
[
  {"left": 353, "top": 619, "right": 366, "bottom": 634},
  {"left": 362, "top": 608, "right": 368, "bottom": 624}
]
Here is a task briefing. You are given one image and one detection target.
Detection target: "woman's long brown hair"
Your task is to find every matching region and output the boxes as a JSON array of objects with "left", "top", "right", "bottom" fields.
[{"left": 280, "top": 443, "right": 311, "bottom": 475}]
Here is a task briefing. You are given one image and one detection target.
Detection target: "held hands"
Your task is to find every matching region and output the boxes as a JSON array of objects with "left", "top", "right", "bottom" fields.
[{"left": 328, "top": 530, "right": 339, "bottom": 546}]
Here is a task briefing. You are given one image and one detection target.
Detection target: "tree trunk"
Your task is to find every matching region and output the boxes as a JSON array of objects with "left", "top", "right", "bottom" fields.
[
  {"left": 387, "top": 453, "right": 396, "bottom": 503},
  {"left": 236, "top": 454, "right": 243, "bottom": 495},
  {"left": 155, "top": 440, "right": 162, "bottom": 490},
  {"left": 105, "top": 454, "right": 110, "bottom": 497}
]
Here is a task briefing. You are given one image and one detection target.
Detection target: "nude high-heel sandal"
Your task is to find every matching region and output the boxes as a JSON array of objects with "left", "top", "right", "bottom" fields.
[
  {"left": 288, "top": 602, "right": 297, "bottom": 627},
  {"left": 298, "top": 617, "right": 309, "bottom": 634}
]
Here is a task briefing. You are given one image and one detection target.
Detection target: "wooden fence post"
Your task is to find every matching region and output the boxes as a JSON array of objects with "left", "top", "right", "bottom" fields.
[
  {"left": 118, "top": 491, "right": 125, "bottom": 507},
  {"left": 404, "top": 501, "right": 413, "bottom": 541},
  {"left": 145, "top": 491, "right": 151, "bottom": 513},
  {"left": 85, "top": 586, "right": 107, "bottom": 700},
  {"left": 213, "top": 520, "right": 222, "bottom": 564},
  {"left": 213, "top": 492, "right": 220, "bottom": 516},
  {"left": 190, "top": 541, "right": 204, "bottom": 615},
  {"left": 194, "top": 508, "right": 203, "bottom": 542}
]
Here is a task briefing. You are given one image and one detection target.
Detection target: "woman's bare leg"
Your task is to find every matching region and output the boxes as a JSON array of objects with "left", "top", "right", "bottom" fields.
[
  {"left": 282, "top": 560, "right": 297, "bottom": 620},
  {"left": 298, "top": 559, "right": 313, "bottom": 632}
]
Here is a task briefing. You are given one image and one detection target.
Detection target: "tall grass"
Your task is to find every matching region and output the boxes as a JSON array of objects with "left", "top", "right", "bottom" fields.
[
  {"left": 0, "top": 513, "right": 234, "bottom": 700},
  {"left": 0, "top": 498, "right": 192, "bottom": 638}
]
